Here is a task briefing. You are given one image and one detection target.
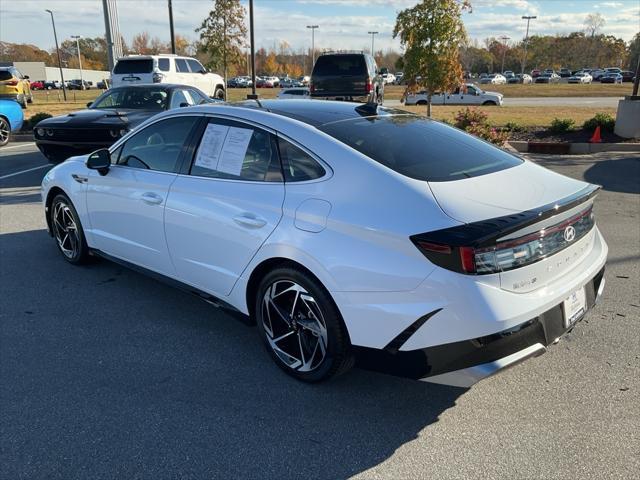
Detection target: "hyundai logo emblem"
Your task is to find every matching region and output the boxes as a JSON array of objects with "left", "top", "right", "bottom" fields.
[{"left": 563, "top": 226, "right": 576, "bottom": 242}]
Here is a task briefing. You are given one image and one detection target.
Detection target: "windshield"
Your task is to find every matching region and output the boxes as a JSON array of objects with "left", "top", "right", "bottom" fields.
[
  {"left": 319, "top": 115, "right": 522, "bottom": 182},
  {"left": 91, "top": 87, "right": 168, "bottom": 110}
]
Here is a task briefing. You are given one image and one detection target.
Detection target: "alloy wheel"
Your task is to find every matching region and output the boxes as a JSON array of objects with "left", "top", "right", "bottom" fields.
[
  {"left": 52, "top": 201, "right": 79, "bottom": 258},
  {"left": 261, "top": 280, "right": 328, "bottom": 372},
  {"left": 0, "top": 119, "right": 9, "bottom": 146}
]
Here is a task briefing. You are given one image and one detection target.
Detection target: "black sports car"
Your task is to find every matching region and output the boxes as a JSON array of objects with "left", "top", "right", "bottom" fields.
[{"left": 35, "top": 84, "right": 215, "bottom": 163}]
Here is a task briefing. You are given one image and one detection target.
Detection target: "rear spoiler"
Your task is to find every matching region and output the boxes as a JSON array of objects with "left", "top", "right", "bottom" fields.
[{"left": 412, "top": 183, "right": 600, "bottom": 249}]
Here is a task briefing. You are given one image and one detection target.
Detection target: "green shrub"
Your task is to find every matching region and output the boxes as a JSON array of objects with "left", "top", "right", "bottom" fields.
[
  {"left": 549, "top": 118, "right": 576, "bottom": 134},
  {"left": 582, "top": 113, "right": 615, "bottom": 133},
  {"left": 22, "top": 112, "right": 53, "bottom": 131},
  {"left": 453, "top": 107, "right": 507, "bottom": 145},
  {"left": 503, "top": 121, "right": 525, "bottom": 133}
]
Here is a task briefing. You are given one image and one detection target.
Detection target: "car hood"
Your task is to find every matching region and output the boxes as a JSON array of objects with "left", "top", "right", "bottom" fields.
[
  {"left": 427, "top": 160, "right": 591, "bottom": 224},
  {"left": 37, "top": 108, "right": 160, "bottom": 128}
]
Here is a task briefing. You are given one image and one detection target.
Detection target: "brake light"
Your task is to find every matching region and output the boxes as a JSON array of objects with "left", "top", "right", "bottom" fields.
[
  {"left": 310, "top": 83, "right": 315, "bottom": 93},
  {"left": 365, "top": 78, "right": 372, "bottom": 93},
  {"left": 412, "top": 206, "right": 595, "bottom": 275},
  {"left": 4, "top": 80, "right": 18, "bottom": 86}
]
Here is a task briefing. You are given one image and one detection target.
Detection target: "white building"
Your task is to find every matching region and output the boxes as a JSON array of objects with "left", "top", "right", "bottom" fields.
[{"left": 10, "top": 62, "right": 110, "bottom": 85}]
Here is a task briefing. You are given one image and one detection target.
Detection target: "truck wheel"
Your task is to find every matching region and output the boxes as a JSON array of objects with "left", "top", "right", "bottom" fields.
[
  {"left": 416, "top": 100, "right": 428, "bottom": 106},
  {"left": 213, "top": 87, "right": 225, "bottom": 100},
  {"left": 17, "top": 94, "right": 27, "bottom": 109},
  {"left": 482, "top": 100, "right": 497, "bottom": 106}
]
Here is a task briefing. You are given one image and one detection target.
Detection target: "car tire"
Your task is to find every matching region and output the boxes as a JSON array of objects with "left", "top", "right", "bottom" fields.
[
  {"left": 255, "top": 266, "right": 354, "bottom": 382},
  {"left": 214, "top": 87, "right": 225, "bottom": 100},
  {"left": 50, "top": 194, "right": 91, "bottom": 265},
  {"left": 17, "top": 94, "right": 27, "bottom": 109},
  {"left": 416, "top": 100, "right": 428, "bottom": 106},
  {"left": 482, "top": 100, "right": 497, "bottom": 106},
  {"left": 0, "top": 117, "right": 10, "bottom": 147},
  {"left": 27, "top": 91, "right": 33, "bottom": 103}
]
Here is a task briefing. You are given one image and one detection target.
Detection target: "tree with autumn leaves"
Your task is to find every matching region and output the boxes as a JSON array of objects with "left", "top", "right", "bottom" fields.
[{"left": 394, "top": 0, "right": 470, "bottom": 116}]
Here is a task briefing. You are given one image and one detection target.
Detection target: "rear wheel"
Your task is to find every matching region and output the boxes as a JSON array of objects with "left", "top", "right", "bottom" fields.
[
  {"left": 50, "top": 194, "right": 90, "bottom": 264},
  {"left": 0, "top": 117, "right": 10, "bottom": 147},
  {"left": 214, "top": 87, "right": 225, "bottom": 100},
  {"left": 255, "top": 267, "right": 354, "bottom": 382},
  {"left": 27, "top": 90, "right": 33, "bottom": 103},
  {"left": 416, "top": 100, "right": 428, "bottom": 106},
  {"left": 17, "top": 94, "right": 26, "bottom": 109}
]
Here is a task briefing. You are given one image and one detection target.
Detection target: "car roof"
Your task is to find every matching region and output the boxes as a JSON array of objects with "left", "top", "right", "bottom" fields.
[{"left": 227, "top": 99, "right": 409, "bottom": 127}]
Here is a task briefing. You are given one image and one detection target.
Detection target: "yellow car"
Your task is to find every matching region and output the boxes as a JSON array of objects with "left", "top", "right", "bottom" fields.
[{"left": 0, "top": 66, "right": 33, "bottom": 108}]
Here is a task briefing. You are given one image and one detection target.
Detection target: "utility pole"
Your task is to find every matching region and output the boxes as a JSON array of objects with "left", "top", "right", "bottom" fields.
[
  {"left": 521, "top": 15, "right": 537, "bottom": 75},
  {"left": 248, "top": 0, "right": 257, "bottom": 99},
  {"left": 168, "top": 0, "right": 176, "bottom": 54},
  {"left": 45, "top": 9, "right": 66, "bottom": 100},
  {"left": 307, "top": 25, "right": 319, "bottom": 73},
  {"left": 368, "top": 31, "right": 379, "bottom": 56},
  {"left": 102, "top": 0, "right": 123, "bottom": 72},
  {"left": 71, "top": 35, "right": 84, "bottom": 90},
  {"left": 499, "top": 35, "right": 510, "bottom": 74}
]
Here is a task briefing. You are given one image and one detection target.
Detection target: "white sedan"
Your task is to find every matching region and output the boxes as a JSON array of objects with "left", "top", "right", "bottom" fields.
[
  {"left": 42, "top": 100, "right": 607, "bottom": 386},
  {"left": 480, "top": 73, "right": 507, "bottom": 85},
  {"left": 568, "top": 72, "right": 593, "bottom": 84}
]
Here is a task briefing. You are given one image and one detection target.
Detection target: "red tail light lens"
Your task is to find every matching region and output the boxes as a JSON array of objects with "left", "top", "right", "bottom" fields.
[
  {"left": 365, "top": 79, "right": 372, "bottom": 93},
  {"left": 310, "top": 83, "right": 315, "bottom": 93},
  {"left": 4, "top": 80, "right": 18, "bottom": 86}
]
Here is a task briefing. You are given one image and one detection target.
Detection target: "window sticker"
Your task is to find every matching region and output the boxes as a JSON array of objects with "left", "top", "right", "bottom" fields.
[
  {"left": 217, "top": 127, "right": 253, "bottom": 176},
  {"left": 194, "top": 123, "right": 230, "bottom": 171}
]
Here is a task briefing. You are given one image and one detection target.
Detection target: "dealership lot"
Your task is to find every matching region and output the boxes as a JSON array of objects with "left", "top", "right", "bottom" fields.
[{"left": 1, "top": 144, "right": 638, "bottom": 479}]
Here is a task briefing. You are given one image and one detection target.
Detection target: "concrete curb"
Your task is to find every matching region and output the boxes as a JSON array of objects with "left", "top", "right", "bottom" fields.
[{"left": 508, "top": 140, "right": 640, "bottom": 154}]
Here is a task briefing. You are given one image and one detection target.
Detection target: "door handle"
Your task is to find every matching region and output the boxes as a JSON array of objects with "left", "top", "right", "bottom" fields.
[
  {"left": 233, "top": 214, "right": 267, "bottom": 229},
  {"left": 141, "top": 192, "right": 163, "bottom": 205}
]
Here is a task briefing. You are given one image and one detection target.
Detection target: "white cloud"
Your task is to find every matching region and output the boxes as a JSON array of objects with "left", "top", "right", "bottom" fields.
[{"left": 594, "top": 2, "right": 625, "bottom": 7}]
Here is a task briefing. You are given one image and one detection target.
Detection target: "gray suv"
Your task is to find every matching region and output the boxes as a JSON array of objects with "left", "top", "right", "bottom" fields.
[{"left": 310, "top": 52, "right": 384, "bottom": 104}]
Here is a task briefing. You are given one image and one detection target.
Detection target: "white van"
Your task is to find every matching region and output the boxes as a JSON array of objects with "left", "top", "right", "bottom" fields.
[{"left": 111, "top": 54, "right": 225, "bottom": 99}]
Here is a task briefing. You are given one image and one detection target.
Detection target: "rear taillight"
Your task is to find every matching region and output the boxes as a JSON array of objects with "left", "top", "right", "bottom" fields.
[
  {"left": 152, "top": 72, "right": 164, "bottom": 83},
  {"left": 309, "top": 83, "right": 315, "bottom": 93},
  {"left": 365, "top": 78, "right": 372, "bottom": 93},
  {"left": 4, "top": 79, "right": 18, "bottom": 86},
  {"left": 412, "top": 206, "right": 595, "bottom": 275}
]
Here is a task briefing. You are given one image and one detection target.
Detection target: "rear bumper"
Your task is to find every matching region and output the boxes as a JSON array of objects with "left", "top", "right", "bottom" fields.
[{"left": 354, "top": 266, "right": 606, "bottom": 387}]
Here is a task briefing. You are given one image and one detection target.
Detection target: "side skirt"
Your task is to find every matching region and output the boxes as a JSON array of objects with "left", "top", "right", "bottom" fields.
[{"left": 89, "top": 249, "right": 253, "bottom": 326}]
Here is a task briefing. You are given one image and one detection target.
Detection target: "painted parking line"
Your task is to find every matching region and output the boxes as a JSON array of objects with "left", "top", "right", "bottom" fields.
[
  {"left": 0, "top": 142, "right": 36, "bottom": 152},
  {"left": 0, "top": 164, "right": 50, "bottom": 180}
]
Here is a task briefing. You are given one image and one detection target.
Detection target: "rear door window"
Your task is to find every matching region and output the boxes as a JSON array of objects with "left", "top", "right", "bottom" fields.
[
  {"left": 113, "top": 59, "right": 154, "bottom": 74},
  {"left": 319, "top": 115, "right": 522, "bottom": 182},
  {"left": 158, "top": 58, "right": 171, "bottom": 71},
  {"left": 313, "top": 55, "right": 366, "bottom": 76}
]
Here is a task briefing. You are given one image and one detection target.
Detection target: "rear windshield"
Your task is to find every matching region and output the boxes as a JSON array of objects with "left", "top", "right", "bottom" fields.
[
  {"left": 113, "top": 59, "right": 154, "bottom": 74},
  {"left": 0, "top": 70, "right": 13, "bottom": 81},
  {"left": 313, "top": 55, "right": 366, "bottom": 76},
  {"left": 319, "top": 115, "right": 522, "bottom": 182}
]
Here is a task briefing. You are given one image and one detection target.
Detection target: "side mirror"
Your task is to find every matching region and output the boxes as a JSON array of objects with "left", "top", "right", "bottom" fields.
[
  {"left": 179, "top": 102, "right": 189, "bottom": 108},
  {"left": 24, "top": 75, "right": 30, "bottom": 79},
  {"left": 86, "top": 102, "right": 93, "bottom": 108},
  {"left": 86, "top": 149, "right": 111, "bottom": 175}
]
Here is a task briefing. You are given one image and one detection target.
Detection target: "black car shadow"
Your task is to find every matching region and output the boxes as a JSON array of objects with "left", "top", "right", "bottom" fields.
[{"left": 0, "top": 229, "right": 465, "bottom": 480}]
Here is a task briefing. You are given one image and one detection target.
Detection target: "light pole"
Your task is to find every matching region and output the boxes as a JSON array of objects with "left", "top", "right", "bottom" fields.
[
  {"left": 521, "top": 15, "right": 537, "bottom": 75},
  {"left": 168, "top": 0, "right": 176, "bottom": 54},
  {"left": 499, "top": 35, "right": 510, "bottom": 73},
  {"left": 368, "top": 31, "right": 379, "bottom": 56},
  {"left": 71, "top": 35, "right": 84, "bottom": 90},
  {"left": 45, "top": 9, "right": 67, "bottom": 100},
  {"left": 307, "top": 25, "right": 319, "bottom": 73}
]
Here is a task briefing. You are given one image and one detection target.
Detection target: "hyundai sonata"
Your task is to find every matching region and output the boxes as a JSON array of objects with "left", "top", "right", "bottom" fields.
[{"left": 41, "top": 100, "right": 607, "bottom": 387}]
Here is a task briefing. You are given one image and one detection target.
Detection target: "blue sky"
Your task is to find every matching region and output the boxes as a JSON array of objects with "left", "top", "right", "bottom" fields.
[{"left": 1, "top": 0, "right": 638, "bottom": 54}]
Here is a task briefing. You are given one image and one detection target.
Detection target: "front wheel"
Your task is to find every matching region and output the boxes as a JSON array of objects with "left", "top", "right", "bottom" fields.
[
  {"left": 50, "top": 194, "right": 90, "bottom": 264},
  {"left": 482, "top": 100, "right": 497, "bottom": 106},
  {"left": 255, "top": 267, "right": 354, "bottom": 382},
  {"left": 213, "top": 87, "right": 225, "bottom": 100},
  {"left": 0, "top": 117, "right": 10, "bottom": 146}
]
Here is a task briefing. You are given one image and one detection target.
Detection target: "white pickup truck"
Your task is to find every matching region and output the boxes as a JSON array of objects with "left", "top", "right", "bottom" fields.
[{"left": 404, "top": 83, "right": 503, "bottom": 106}]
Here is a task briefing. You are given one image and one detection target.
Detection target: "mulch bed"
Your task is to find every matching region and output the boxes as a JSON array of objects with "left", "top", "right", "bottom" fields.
[{"left": 507, "top": 127, "right": 639, "bottom": 143}]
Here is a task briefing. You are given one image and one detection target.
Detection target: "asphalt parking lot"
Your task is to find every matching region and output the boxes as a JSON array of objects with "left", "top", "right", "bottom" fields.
[{"left": 1, "top": 143, "right": 639, "bottom": 480}]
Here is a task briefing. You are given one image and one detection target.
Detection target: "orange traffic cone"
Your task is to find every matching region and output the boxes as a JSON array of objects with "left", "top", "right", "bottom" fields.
[{"left": 589, "top": 125, "right": 602, "bottom": 143}]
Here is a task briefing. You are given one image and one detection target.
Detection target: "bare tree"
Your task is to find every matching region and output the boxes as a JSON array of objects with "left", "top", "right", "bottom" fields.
[{"left": 584, "top": 13, "right": 605, "bottom": 38}]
